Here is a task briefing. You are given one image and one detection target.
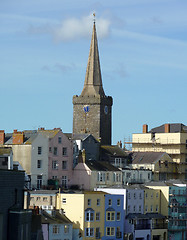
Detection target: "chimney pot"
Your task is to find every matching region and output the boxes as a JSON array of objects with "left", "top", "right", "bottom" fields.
[
  {"left": 0, "top": 130, "right": 5, "bottom": 144},
  {"left": 165, "top": 124, "right": 170, "bottom": 133},
  {"left": 143, "top": 124, "right": 148, "bottom": 133}
]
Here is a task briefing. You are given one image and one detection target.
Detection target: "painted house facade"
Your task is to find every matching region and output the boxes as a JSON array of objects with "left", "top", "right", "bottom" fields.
[
  {"left": 72, "top": 150, "right": 122, "bottom": 190},
  {"left": 56, "top": 191, "right": 106, "bottom": 240},
  {"left": 104, "top": 194, "right": 124, "bottom": 240}
]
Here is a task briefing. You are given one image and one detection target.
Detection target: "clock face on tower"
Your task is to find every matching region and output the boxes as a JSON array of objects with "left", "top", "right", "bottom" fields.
[
  {"left": 84, "top": 105, "right": 90, "bottom": 113},
  {"left": 104, "top": 105, "right": 108, "bottom": 114}
]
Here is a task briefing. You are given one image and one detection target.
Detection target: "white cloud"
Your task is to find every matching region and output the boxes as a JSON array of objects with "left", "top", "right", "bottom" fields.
[
  {"left": 53, "top": 14, "right": 110, "bottom": 42},
  {"left": 28, "top": 14, "right": 111, "bottom": 42}
]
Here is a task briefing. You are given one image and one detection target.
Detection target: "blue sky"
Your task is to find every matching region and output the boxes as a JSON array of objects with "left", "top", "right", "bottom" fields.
[{"left": 0, "top": 0, "right": 187, "bottom": 146}]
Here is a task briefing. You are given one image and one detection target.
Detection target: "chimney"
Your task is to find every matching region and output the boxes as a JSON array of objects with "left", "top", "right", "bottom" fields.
[
  {"left": 12, "top": 130, "right": 24, "bottom": 144},
  {"left": 165, "top": 124, "right": 170, "bottom": 133},
  {"left": 143, "top": 124, "right": 148, "bottom": 133},
  {"left": 0, "top": 130, "right": 5, "bottom": 144}
]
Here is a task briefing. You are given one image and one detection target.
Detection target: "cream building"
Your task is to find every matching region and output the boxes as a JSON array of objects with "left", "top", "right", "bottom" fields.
[
  {"left": 131, "top": 151, "right": 177, "bottom": 181},
  {"left": 132, "top": 123, "right": 187, "bottom": 181},
  {"left": 56, "top": 191, "right": 106, "bottom": 240}
]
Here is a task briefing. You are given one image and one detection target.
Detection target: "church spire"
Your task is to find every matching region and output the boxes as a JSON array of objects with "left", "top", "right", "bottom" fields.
[{"left": 81, "top": 21, "right": 105, "bottom": 97}]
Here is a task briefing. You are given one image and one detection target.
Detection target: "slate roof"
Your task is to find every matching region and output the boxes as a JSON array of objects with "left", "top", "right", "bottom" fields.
[
  {"left": 72, "top": 133, "right": 99, "bottom": 143},
  {"left": 41, "top": 210, "right": 72, "bottom": 225},
  {"left": 132, "top": 152, "right": 166, "bottom": 164},
  {"left": 101, "top": 145, "right": 128, "bottom": 157},
  {"left": 149, "top": 123, "right": 187, "bottom": 133},
  {"left": 86, "top": 160, "right": 121, "bottom": 171},
  {"left": 4, "top": 129, "right": 60, "bottom": 145}
]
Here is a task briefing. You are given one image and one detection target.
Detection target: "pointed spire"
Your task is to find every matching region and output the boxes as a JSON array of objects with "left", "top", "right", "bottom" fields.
[{"left": 81, "top": 21, "right": 105, "bottom": 97}]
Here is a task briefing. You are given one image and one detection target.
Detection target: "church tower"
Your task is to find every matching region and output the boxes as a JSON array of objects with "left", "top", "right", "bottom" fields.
[{"left": 73, "top": 21, "right": 113, "bottom": 145}]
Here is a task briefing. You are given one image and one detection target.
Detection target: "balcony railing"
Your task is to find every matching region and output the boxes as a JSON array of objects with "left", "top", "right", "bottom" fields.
[
  {"left": 134, "top": 224, "right": 151, "bottom": 230},
  {"left": 152, "top": 223, "right": 168, "bottom": 229}
]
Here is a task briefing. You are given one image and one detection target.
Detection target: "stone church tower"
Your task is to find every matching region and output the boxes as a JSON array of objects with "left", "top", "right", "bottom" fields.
[{"left": 73, "top": 22, "right": 113, "bottom": 145}]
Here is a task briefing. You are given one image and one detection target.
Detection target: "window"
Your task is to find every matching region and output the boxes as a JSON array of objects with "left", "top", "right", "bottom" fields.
[
  {"left": 37, "top": 175, "right": 42, "bottom": 189},
  {"left": 106, "top": 173, "right": 110, "bottom": 181},
  {"left": 64, "top": 225, "right": 69, "bottom": 233},
  {"left": 156, "top": 205, "right": 158, "bottom": 212},
  {"left": 113, "top": 172, "right": 121, "bottom": 182},
  {"left": 88, "top": 199, "right": 91, "bottom": 206},
  {"left": 97, "top": 199, "right": 100, "bottom": 206},
  {"left": 107, "top": 212, "right": 115, "bottom": 221},
  {"left": 43, "top": 197, "right": 47, "bottom": 202},
  {"left": 96, "top": 212, "right": 100, "bottom": 221},
  {"left": 38, "top": 147, "right": 42, "bottom": 155},
  {"left": 62, "top": 198, "right": 66, "bottom": 204},
  {"left": 134, "top": 193, "right": 136, "bottom": 199},
  {"left": 53, "top": 225, "right": 59, "bottom": 234},
  {"left": 151, "top": 193, "right": 153, "bottom": 199},
  {"left": 37, "top": 160, "right": 42, "bottom": 168},
  {"left": 126, "top": 172, "right": 131, "bottom": 178},
  {"left": 52, "top": 161, "right": 58, "bottom": 170},
  {"left": 128, "top": 193, "right": 131, "bottom": 199},
  {"left": 133, "top": 205, "right": 136, "bottom": 212},
  {"left": 146, "top": 193, "right": 148, "bottom": 198},
  {"left": 150, "top": 205, "right": 153, "bottom": 212},
  {"left": 117, "top": 199, "right": 120, "bottom": 206},
  {"left": 58, "top": 136, "right": 62, "bottom": 144},
  {"left": 106, "top": 227, "right": 115, "bottom": 236},
  {"left": 53, "top": 147, "right": 58, "bottom": 155},
  {"left": 62, "top": 161, "right": 67, "bottom": 170},
  {"left": 97, "top": 172, "right": 105, "bottom": 182},
  {"left": 139, "top": 193, "right": 142, "bottom": 199},
  {"left": 128, "top": 205, "right": 130, "bottom": 212},
  {"left": 96, "top": 228, "right": 100, "bottom": 238},
  {"left": 36, "top": 197, "right": 41, "bottom": 201},
  {"left": 85, "top": 228, "right": 94, "bottom": 237},
  {"left": 145, "top": 205, "right": 148, "bottom": 212},
  {"left": 165, "top": 161, "right": 168, "bottom": 168},
  {"left": 108, "top": 199, "right": 112, "bottom": 206},
  {"left": 49, "top": 147, "right": 52, "bottom": 152},
  {"left": 86, "top": 211, "right": 94, "bottom": 221},
  {"left": 117, "top": 212, "right": 121, "bottom": 221},
  {"left": 139, "top": 205, "right": 141, "bottom": 212},
  {"left": 115, "top": 158, "right": 122, "bottom": 167},
  {"left": 62, "top": 147, "right": 67, "bottom": 156},
  {"left": 148, "top": 173, "right": 151, "bottom": 179},
  {"left": 156, "top": 192, "right": 159, "bottom": 198},
  {"left": 62, "top": 176, "right": 67, "bottom": 188},
  {"left": 52, "top": 176, "right": 57, "bottom": 179}
]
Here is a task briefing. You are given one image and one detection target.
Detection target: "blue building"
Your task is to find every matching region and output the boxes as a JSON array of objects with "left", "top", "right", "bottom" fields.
[
  {"left": 103, "top": 194, "right": 124, "bottom": 239},
  {"left": 168, "top": 185, "right": 187, "bottom": 240}
]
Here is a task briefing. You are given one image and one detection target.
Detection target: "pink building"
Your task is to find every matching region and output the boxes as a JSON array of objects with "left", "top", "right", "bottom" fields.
[{"left": 47, "top": 129, "right": 73, "bottom": 188}]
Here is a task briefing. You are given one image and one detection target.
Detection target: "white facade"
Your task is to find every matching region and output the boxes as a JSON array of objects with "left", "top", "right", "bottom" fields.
[{"left": 122, "top": 168, "right": 152, "bottom": 184}]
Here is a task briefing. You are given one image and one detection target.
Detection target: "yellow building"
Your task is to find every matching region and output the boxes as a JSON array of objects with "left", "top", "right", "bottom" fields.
[
  {"left": 144, "top": 188, "right": 160, "bottom": 214},
  {"left": 144, "top": 184, "right": 169, "bottom": 217},
  {"left": 56, "top": 191, "right": 106, "bottom": 240},
  {"left": 144, "top": 187, "right": 167, "bottom": 240},
  {"left": 132, "top": 123, "right": 187, "bottom": 180}
]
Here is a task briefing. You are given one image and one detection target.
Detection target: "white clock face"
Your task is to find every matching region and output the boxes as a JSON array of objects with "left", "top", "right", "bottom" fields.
[{"left": 104, "top": 105, "right": 108, "bottom": 114}]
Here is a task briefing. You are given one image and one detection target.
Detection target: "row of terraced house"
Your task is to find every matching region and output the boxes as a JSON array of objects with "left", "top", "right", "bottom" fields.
[{"left": 24, "top": 180, "right": 186, "bottom": 240}]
